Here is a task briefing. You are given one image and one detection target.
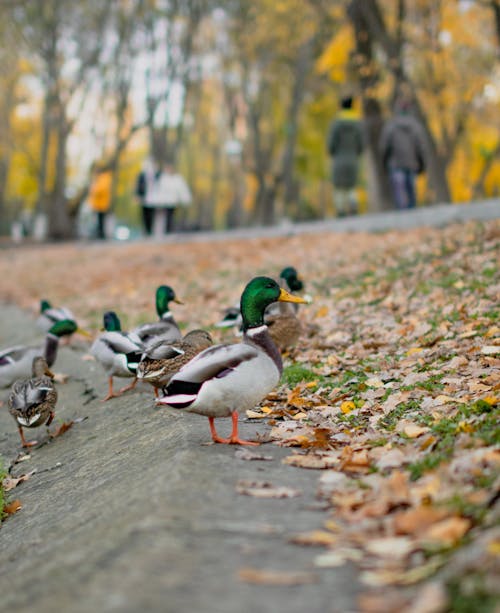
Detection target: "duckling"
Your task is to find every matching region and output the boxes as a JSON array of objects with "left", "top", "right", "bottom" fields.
[
  {"left": 91, "top": 311, "right": 144, "bottom": 401},
  {"left": 0, "top": 320, "right": 77, "bottom": 388},
  {"left": 137, "top": 330, "right": 213, "bottom": 397},
  {"left": 131, "top": 285, "right": 182, "bottom": 344},
  {"left": 157, "top": 276, "right": 307, "bottom": 445},
  {"left": 8, "top": 357, "right": 58, "bottom": 448}
]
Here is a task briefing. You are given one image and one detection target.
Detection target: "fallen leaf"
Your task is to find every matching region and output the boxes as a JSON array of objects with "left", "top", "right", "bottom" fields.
[
  {"left": 481, "top": 345, "right": 500, "bottom": 355},
  {"left": 2, "top": 470, "right": 36, "bottom": 492},
  {"left": 364, "top": 536, "right": 415, "bottom": 559},
  {"left": 3, "top": 499, "right": 22, "bottom": 516},
  {"left": 234, "top": 449, "right": 273, "bottom": 461},
  {"left": 366, "top": 377, "right": 384, "bottom": 388},
  {"left": 402, "top": 422, "right": 430, "bottom": 438},
  {"left": 340, "top": 400, "right": 356, "bottom": 414},
  {"left": 238, "top": 567, "right": 319, "bottom": 585},
  {"left": 236, "top": 480, "right": 301, "bottom": 499},
  {"left": 393, "top": 506, "right": 450, "bottom": 535},
  {"left": 375, "top": 448, "right": 406, "bottom": 470},
  {"left": 422, "top": 516, "right": 471, "bottom": 546},
  {"left": 283, "top": 452, "right": 339, "bottom": 470},
  {"left": 314, "top": 548, "right": 363, "bottom": 567},
  {"left": 289, "top": 530, "right": 337, "bottom": 546},
  {"left": 246, "top": 409, "right": 267, "bottom": 419}
]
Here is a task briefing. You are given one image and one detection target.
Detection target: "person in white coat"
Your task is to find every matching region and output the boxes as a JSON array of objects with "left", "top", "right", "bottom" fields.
[{"left": 144, "top": 162, "right": 192, "bottom": 236}]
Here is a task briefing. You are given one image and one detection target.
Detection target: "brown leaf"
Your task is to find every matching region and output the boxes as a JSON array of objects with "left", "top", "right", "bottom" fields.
[
  {"left": 283, "top": 452, "right": 339, "bottom": 469},
  {"left": 238, "top": 567, "right": 319, "bottom": 585},
  {"left": 393, "top": 506, "right": 450, "bottom": 536},
  {"left": 3, "top": 499, "right": 22, "bottom": 516},
  {"left": 289, "top": 530, "right": 338, "bottom": 547},
  {"left": 422, "top": 516, "right": 471, "bottom": 546}
]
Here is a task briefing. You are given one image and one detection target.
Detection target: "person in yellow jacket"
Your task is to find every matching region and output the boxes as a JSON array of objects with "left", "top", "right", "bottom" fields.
[{"left": 89, "top": 165, "right": 112, "bottom": 239}]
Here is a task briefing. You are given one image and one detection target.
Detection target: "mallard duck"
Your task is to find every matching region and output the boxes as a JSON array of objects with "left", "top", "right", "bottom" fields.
[
  {"left": 8, "top": 356, "right": 58, "bottom": 448},
  {"left": 0, "top": 319, "right": 77, "bottom": 388},
  {"left": 91, "top": 311, "right": 144, "bottom": 401},
  {"left": 137, "top": 329, "right": 213, "bottom": 397},
  {"left": 215, "top": 266, "right": 306, "bottom": 328},
  {"left": 265, "top": 312, "right": 304, "bottom": 351},
  {"left": 131, "top": 285, "right": 182, "bottom": 344},
  {"left": 157, "top": 276, "right": 307, "bottom": 445},
  {"left": 36, "top": 299, "right": 75, "bottom": 331}
]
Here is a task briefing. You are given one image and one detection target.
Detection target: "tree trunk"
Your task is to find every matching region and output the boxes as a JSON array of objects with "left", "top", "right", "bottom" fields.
[
  {"left": 0, "top": 156, "right": 10, "bottom": 234},
  {"left": 348, "top": 1, "right": 393, "bottom": 211},
  {"left": 282, "top": 39, "right": 312, "bottom": 218},
  {"left": 48, "top": 116, "right": 74, "bottom": 240},
  {"left": 363, "top": 98, "right": 393, "bottom": 211}
]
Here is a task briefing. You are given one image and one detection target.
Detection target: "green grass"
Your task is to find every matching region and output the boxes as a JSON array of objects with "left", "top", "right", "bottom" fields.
[
  {"left": 447, "top": 576, "right": 498, "bottom": 613},
  {"left": 281, "top": 363, "right": 319, "bottom": 387},
  {"left": 408, "top": 400, "right": 499, "bottom": 480}
]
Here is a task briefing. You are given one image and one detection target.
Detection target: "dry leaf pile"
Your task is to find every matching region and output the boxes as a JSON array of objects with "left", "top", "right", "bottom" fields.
[{"left": 0, "top": 219, "right": 498, "bottom": 608}]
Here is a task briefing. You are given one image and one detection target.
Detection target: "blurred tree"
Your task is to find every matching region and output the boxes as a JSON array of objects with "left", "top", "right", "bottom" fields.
[{"left": 12, "top": 1, "right": 110, "bottom": 239}]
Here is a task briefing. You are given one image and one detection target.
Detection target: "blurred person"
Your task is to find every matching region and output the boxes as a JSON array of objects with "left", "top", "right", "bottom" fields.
[
  {"left": 135, "top": 159, "right": 156, "bottom": 236},
  {"left": 89, "top": 164, "right": 112, "bottom": 240},
  {"left": 327, "top": 95, "right": 364, "bottom": 217},
  {"left": 145, "top": 161, "right": 192, "bottom": 236},
  {"left": 379, "top": 97, "right": 427, "bottom": 210}
]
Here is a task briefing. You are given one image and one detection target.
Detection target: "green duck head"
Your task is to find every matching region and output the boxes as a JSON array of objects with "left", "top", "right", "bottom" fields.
[
  {"left": 240, "top": 276, "right": 307, "bottom": 330},
  {"left": 40, "top": 299, "right": 52, "bottom": 313},
  {"left": 280, "top": 267, "right": 304, "bottom": 293},
  {"left": 156, "top": 285, "right": 182, "bottom": 318},
  {"left": 103, "top": 311, "right": 122, "bottom": 332},
  {"left": 48, "top": 319, "right": 78, "bottom": 337}
]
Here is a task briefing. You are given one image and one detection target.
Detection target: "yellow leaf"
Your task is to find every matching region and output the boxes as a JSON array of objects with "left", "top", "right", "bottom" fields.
[
  {"left": 292, "top": 412, "right": 308, "bottom": 420},
  {"left": 483, "top": 396, "right": 498, "bottom": 406},
  {"left": 324, "top": 519, "right": 341, "bottom": 532},
  {"left": 340, "top": 400, "right": 356, "bottom": 414},
  {"left": 315, "top": 306, "right": 329, "bottom": 319},
  {"left": 485, "top": 326, "right": 499, "bottom": 338},
  {"left": 487, "top": 540, "right": 500, "bottom": 555},
  {"left": 406, "top": 347, "right": 423, "bottom": 356},
  {"left": 261, "top": 406, "right": 273, "bottom": 414},
  {"left": 305, "top": 380, "right": 318, "bottom": 388}
]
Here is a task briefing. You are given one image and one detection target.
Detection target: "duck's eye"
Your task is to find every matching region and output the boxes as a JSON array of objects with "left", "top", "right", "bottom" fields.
[{"left": 266, "top": 282, "right": 275, "bottom": 288}]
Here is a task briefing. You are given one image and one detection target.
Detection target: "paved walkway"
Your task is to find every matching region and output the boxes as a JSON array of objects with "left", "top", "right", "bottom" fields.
[
  {"left": 0, "top": 306, "right": 357, "bottom": 613},
  {"left": 157, "top": 198, "right": 499, "bottom": 244}
]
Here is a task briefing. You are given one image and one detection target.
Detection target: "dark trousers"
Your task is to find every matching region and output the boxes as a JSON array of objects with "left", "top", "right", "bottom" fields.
[
  {"left": 142, "top": 206, "right": 155, "bottom": 235},
  {"left": 389, "top": 168, "right": 417, "bottom": 209},
  {"left": 143, "top": 206, "right": 176, "bottom": 235},
  {"left": 165, "top": 207, "right": 175, "bottom": 233},
  {"left": 96, "top": 212, "right": 107, "bottom": 239}
]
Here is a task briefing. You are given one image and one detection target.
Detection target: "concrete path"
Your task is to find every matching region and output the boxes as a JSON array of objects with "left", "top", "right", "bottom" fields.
[
  {"left": 0, "top": 305, "right": 357, "bottom": 613},
  {"left": 155, "top": 198, "right": 499, "bottom": 244}
]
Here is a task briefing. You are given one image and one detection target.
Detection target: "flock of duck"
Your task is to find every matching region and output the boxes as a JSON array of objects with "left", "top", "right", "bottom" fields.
[{"left": 1, "top": 268, "right": 310, "bottom": 448}]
